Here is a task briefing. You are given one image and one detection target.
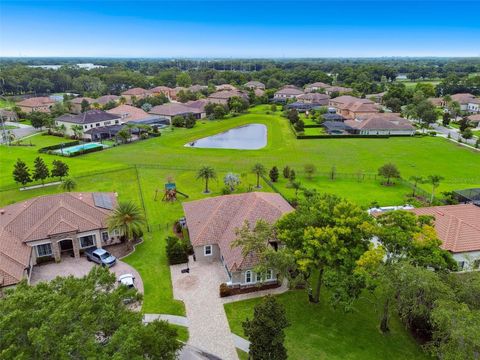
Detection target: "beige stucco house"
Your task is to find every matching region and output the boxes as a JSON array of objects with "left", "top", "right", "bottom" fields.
[
  {"left": 182, "top": 192, "right": 294, "bottom": 289},
  {"left": 0, "top": 193, "right": 120, "bottom": 288}
]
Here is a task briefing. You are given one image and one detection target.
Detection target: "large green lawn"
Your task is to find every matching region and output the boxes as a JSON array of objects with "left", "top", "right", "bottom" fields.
[
  {"left": 1, "top": 104, "right": 479, "bottom": 357},
  {"left": 225, "top": 291, "right": 430, "bottom": 360}
]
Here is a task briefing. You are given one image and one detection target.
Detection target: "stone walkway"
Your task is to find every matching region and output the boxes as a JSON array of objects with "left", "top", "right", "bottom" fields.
[
  {"left": 170, "top": 257, "right": 239, "bottom": 360},
  {"left": 143, "top": 313, "right": 189, "bottom": 327}
]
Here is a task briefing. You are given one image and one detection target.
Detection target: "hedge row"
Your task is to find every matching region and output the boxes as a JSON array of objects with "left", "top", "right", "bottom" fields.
[
  {"left": 67, "top": 145, "right": 104, "bottom": 157},
  {"left": 38, "top": 140, "right": 80, "bottom": 153}
]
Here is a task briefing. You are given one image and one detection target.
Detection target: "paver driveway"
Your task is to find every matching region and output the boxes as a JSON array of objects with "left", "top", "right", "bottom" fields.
[
  {"left": 170, "top": 257, "right": 239, "bottom": 360},
  {"left": 30, "top": 255, "right": 144, "bottom": 293}
]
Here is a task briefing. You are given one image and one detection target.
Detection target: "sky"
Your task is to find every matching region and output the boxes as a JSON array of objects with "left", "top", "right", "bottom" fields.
[{"left": 0, "top": 0, "right": 479, "bottom": 58}]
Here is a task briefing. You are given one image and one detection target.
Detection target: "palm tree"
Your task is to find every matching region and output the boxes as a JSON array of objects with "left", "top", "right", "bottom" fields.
[
  {"left": 71, "top": 125, "right": 84, "bottom": 139},
  {"left": 107, "top": 201, "right": 146, "bottom": 250},
  {"left": 409, "top": 175, "right": 424, "bottom": 197},
  {"left": 427, "top": 175, "right": 444, "bottom": 203},
  {"left": 196, "top": 166, "right": 217, "bottom": 193},
  {"left": 252, "top": 163, "right": 266, "bottom": 188},
  {"left": 61, "top": 178, "right": 76, "bottom": 192}
]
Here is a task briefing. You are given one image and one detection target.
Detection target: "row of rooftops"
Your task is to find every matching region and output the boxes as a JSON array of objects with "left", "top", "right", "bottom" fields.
[{"left": 1, "top": 190, "right": 479, "bottom": 287}]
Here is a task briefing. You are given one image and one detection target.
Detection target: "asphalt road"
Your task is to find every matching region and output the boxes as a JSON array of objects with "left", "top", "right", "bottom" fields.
[{"left": 0, "top": 121, "right": 39, "bottom": 144}]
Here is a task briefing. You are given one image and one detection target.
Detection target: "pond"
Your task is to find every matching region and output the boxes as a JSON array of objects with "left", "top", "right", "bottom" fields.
[{"left": 185, "top": 124, "right": 267, "bottom": 150}]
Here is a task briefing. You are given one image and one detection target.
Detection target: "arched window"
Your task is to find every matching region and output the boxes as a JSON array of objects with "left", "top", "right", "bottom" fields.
[{"left": 245, "top": 270, "right": 252, "bottom": 284}]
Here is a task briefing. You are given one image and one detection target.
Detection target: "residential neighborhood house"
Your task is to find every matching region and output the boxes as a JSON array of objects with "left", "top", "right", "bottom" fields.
[
  {"left": 55, "top": 110, "right": 122, "bottom": 140},
  {"left": 182, "top": 192, "right": 294, "bottom": 288},
  {"left": 451, "top": 93, "right": 480, "bottom": 113},
  {"left": 273, "top": 86, "right": 304, "bottom": 101},
  {"left": 410, "top": 204, "right": 480, "bottom": 271},
  {"left": 121, "top": 87, "right": 151, "bottom": 104},
  {"left": 149, "top": 103, "right": 205, "bottom": 122},
  {"left": 207, "top": 90, "right": 249, "bottom": 105},
  {"left": 0, "top": 193, "right": 119, "bottom": 288},
  {"left": 244, "top": 81, "right": 265, "bottom": 90},
  {"left": 329, "top": 95, "right": 380, "bottom": 119},
  {"left": 70, "top": 97, "right": 95, "bottom": 114},
  {"left": 0, "top": 109, "right": 18, "bottom": 122},
  {"left": 343, "top": 113, "right": 415, "bottom": 135},
  {"left": 16, "top": 97, "right": 56, "bottom": 113}
]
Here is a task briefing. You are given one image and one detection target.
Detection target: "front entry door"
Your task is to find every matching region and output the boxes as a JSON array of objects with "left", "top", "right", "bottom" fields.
[{"left": 59, "top": 239, "right": 73, "bottom": 252}]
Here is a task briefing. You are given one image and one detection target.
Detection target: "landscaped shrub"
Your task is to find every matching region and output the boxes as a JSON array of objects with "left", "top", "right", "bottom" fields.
[
  {"left": 166, "top": 236, "right": 188, "bottom": 265},
  {"left": 219, "top": 283, "right": 232, "bottom": 297},
  {"left": 38, "top": 141, "right": 80, "bottom": 153},
  {"left": 68, "top": 146, "right": 104, "bottom": 157}
]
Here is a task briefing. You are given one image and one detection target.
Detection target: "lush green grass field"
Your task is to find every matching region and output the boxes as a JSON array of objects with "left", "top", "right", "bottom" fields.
[
  {"left": 225, "top": 291, "right": 429, "bottom": 360},
  {"left": 0, "top": 105, "right": 478, "bottom": 356}
]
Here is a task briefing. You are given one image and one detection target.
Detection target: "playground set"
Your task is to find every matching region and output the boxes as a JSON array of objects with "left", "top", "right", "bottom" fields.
[{"left": 159, "top": 182, "right": 189, "bottom": 201}]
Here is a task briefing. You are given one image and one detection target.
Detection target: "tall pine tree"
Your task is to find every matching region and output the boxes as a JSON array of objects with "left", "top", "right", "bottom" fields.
[
  {"left": 51, "top": 160, "right": 69, "bottom": 180},
  {"left": 243, "top": 296, "right": 289, "bottom": 360},
  {"left": 33, "top": 157, "right": 49, "bottom": 185},
  {"left": 12, "top": 159, "right": 31, "bottom": 186}
]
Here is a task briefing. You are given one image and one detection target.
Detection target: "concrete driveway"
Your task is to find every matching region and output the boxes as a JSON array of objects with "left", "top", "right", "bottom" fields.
[
  {"left": 0, "top": 121, "right": 39, "bottom": 143},
  {"left": 170, "top": 257, "right": 239, "bottom": 360},
  {"left": 30, "top": 256, "right": 144, "bottom": 293}
]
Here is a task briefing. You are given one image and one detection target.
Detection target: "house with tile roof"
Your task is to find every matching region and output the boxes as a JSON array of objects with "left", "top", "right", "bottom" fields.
[
  {"left": 0, "top": 193, "right": 119, "bottom": 288},
  {"left": 149, "top": 102, "right": 205, "bottom": 122},
  {"left": 121, "top": 87, "right": 151, "bottom": 104},
  {"left": 70, "top": 97, "right": 95, "bottom": 114},
  {"left": 304, "top": 82, "right": 331, "bottom": 93},
  {"left": 329, "top": 95, "right": 380, "bottom": 119},
  {"left": 182, "top": 192, "right": 294, "bottom": 288},
  {"left": 55, "top": 110, "right": 122, "bottom": 139},
  {"left": 273, "top": 86, "right": 304, "bottom": 101},
  {"left": 207, "top": 90, "right": 249, "bottom": 105},
  {"left": 344, "top": 113, "right": 416, "bottom": 135},
  {"left": 467, "top": 114, "right": 480, "bottom": 128},
  {"left": 410, "top": 204, "right": 480, "bottom": 271},
  {"left": 451, "top": 93, "right": 480, "bottom": 113},
  {"left": 16, "top": 97, "right": 56, "bottom": 113},
  {"left": 296, "top": 92, "right": 330, "bottom": 105},
  {"left": 244, "top": 81, "right": 265, "bottom": 90},
  {"left": 94, "top": 95, "right": 120, "bottom": 106}
]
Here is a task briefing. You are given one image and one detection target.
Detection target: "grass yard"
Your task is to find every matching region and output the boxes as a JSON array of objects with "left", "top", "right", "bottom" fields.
[
  {"left": 0, "top": 98, "right": 15, "bottom": 109},
  {"left": 0, "top": 104, "right": 479, "bottom": 356},
  {"left": 273, "top": 175, "right": 413, "bottom": 207},
  {"left": 225, "top": 291, "right": 430, "bottom": 360},
  {"left": 302, "top": 127, "right": 326, "bottom": 136},
  {"left": 396, "top": 80, "right": 441, "bottom": 88}
]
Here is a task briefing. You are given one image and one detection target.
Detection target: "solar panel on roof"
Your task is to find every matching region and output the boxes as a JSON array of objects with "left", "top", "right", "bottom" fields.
[{"left": 93, "top": 193, "right": 114, "bottom": 210}]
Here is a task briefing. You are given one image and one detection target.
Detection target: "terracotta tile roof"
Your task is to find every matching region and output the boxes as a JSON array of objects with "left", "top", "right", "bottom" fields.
[
  {"left": 428, "top": 97, "right": 444, "bottom": 106},
  {"left": 121, "top": 87, "right": 149, "bottom": 96},
  {"left": 326, "top": 86, "right": 353, "bottom": 93},
  {"left": 188, "top": 85, "right": 208, "bottom": 92},
  {"left": 216, "top": 84, "right": 237, "bottom": 91},
  {"left": 468, "top": 114, "right": 480, "bottom": 123},
  {"left": 245, "top": 81, "right": 265, "bottom": 89},
  {"left": 183, "top": 192, "right": 293, "bottom": 271},
  {"left": 185, "top": 99, "right": 209, "bottom": 112},
  {"left": 208, "top": 90, "right": 248, "bottom": 100},
  {"left": 451, "top": 93, "right": 476, "bottom": 105},
  {"left": 410, "top": 204, "right": 480, "bottom": 253},
  {"left": 150, "top": 86, "right": 173, "bottom": 92},
  {"left": 305, "top": 82, "right": 330, "bottom": 89},
  {"left": 149, "top": 103, "right": 203, "bottom": 116},
  {"left": 345, "top": 113, "right": 415, "bottom": 131},
  {"left": 107, "top": 104, "right": 150, "bottom": 122},
  {"left": 94, "top": 95, "right": 120, "bottom": 105},
  {"left": 275, "top": 87, "right": 304, "bottom": 96},
  {"left": 297, "top": 93, "right": 330, "bottom": 104},
  {"left": 330, "top": 96, "right": 380, "bottom": 113},
  {"left": 0, "top": 192, "right": 116, "bottom": 286},
  {"left": 71, "top": 97, "right": 95, "bottom": 104},
  {"left": 17, "top": 97, "right": 55, "bottom": 107}
]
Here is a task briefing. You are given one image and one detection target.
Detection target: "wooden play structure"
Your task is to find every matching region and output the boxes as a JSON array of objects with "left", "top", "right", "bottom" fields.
[{"left": 161, "top": 182, "right": 189, "bottom": 201}]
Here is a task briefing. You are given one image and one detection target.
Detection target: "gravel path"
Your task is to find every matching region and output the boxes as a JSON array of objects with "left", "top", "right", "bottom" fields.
[{"left": 170, "top": 257, "right": 239, "bottom": 360}]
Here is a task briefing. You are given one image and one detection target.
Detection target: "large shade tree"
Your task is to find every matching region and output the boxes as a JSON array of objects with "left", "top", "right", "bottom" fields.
[
  {"left": 0, "top": 267, "right": 182, "bottom": 359},
  {"left": 355, "top": 210, "right": 456, "bottom": 333},
  {"left": 276, "top": 193, "right": 373, "bottom": 305}
]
